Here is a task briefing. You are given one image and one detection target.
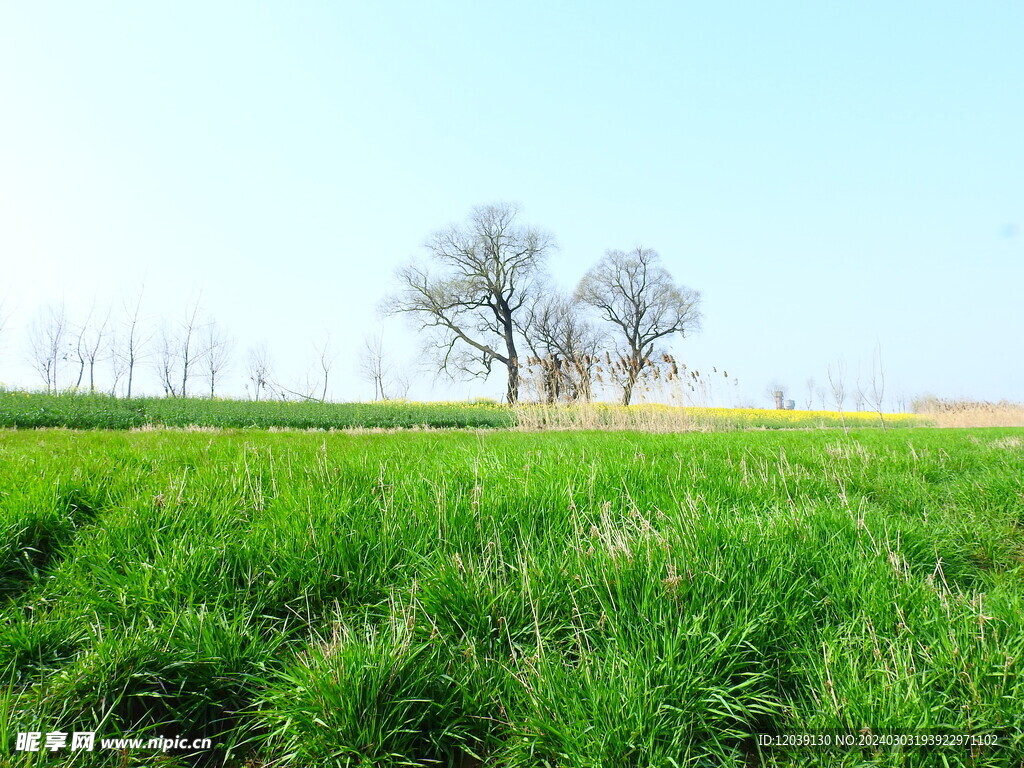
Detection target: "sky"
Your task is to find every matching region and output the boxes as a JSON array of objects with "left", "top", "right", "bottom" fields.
[{"left": 1, "top": 2, "right": 1021, "bottom": 408}]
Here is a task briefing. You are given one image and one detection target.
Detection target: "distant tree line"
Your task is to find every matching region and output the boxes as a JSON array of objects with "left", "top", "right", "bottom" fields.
[
  {"left": 1, "top": 290, "right": 415, "bottom": 403},
  {"left": 0, "top": 202, "right": 704, "bottom": 405},
  {"left": 7, "top": 292, "right": 236, "bottom": 399}
]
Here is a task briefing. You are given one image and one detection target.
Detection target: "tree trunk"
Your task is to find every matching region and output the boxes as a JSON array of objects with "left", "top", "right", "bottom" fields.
[
  {"left": 499, "top": 299, "right": 520, "bottom": 405},
  {"left": 621, "top": 359, "right": 640, "bottom": 406},
  {"left": 506, "top": 359, "right": 519, "bottom": 405}
]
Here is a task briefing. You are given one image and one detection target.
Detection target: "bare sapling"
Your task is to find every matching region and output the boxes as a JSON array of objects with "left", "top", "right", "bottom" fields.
[
  {"left": 81, "top": 307, "right": 110, "bottom": 394},
  {"left": 27, "top": 304, "right": 67, "bottom": 393},
  {"left": 315, "top": 334, "right": 334, "bottom": 402},
  {"left": 853, "top": 371, "right": 866, "bottom": 412},
  {"left": 117, "top": 288, "right": 148, "bottom": 399},
  {"left": 203, "top": 320, "right": 234, "bottom": 398},
  {"left": 827, "top": 360, "right": 848, "bottom": 434},
  {"left": 866, "top": 344, "right": 886, "bottom": 430},
  {"left": 178, "top": 301, "right": 205, "bottom": 398},
  {"left": 246, "top": 344, "right": 273, "bottom": 401},
  {"left": 69, "top": 303, "right": 111, "bottom": 393},
  {"left": 156, "top": 325, "right": 180, "bottom": 397}
]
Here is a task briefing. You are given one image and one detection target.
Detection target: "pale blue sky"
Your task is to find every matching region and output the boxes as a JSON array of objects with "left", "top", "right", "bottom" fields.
[{"left": 1, "top": 2, "right": 1021, "bottom": 406}]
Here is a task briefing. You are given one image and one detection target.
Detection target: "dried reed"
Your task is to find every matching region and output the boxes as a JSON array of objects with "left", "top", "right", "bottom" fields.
[{"left": 914, "top": 399, "right": 1024, "bottom": 428}]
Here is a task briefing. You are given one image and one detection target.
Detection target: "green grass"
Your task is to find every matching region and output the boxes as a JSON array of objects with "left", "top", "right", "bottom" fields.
[
  {"left": 0, "top": 391, "right": 514, "bottom": 430},
  {"left": 1, "top": 427, "right": 1023, "bottom": 766},
  {"left": 0, "top": 391, "right": 922, "bottom": 432}
]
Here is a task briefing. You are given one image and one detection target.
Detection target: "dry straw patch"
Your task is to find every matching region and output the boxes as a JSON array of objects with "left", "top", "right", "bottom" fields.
[
  {"left": 128, "top": 424, "right": 224, "bottom": 433},
  {"left": 513, "top": 403, "right": 922, "bottom": 432},
  {"left": 992, "top": 436, "right": 1023, "bottom": 449},
  {"left": 514, "top": 403, "right": 694, "bottom": 432},
  {"left": 914, "top": 398, "right": 1024, "bottom": 428}
]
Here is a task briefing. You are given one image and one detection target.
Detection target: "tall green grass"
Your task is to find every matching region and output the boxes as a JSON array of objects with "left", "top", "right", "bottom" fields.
[
  {"left": 0, "top": 391, "right": 927, "bottom": 432},
  {"left": 0, "top": 391, "right": 514, "bottom": 430},
  {"left": 0, "top": 428, "right": 1022, "bottom": 766}
]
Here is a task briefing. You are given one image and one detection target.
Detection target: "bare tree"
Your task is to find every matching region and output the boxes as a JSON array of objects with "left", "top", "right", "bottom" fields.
[
  {"left": 315, "top": 334, "right": 334, "bottom": 402},
  {"left": 576, "top": 247, "right": 702, "bottom": 405},
  {"left": 272, "top": 377, "right": 321, "bottom": 402},
  {"left": 360, "top": 331, "right": 388, "bottom": 402},
  {"left": 827, "top": 360, "right": 848, "bottom": 434},
  {"left": 153, "top": 301, "right": 207, "bottom": 398},
  {"left": 518, "top": 291, "right": 603, "bottom": 403},
  {"left": 70, "top": 316, "right": 88, "bottom": 390},
  {"left": 866, "top": 344, "right": 887, "bottom": 430},
  {"left": 27, "top": 304, "right": 68, "bottom": 392},
  {"left": 203, "top": 320, "right": 233, "bottom": 398},
  {"left": 246, "top": 343, "right": 273, "bottom": 401},
  {"left": 68, "top": 304, "right": 111, "bottom": 393},
  {"left": 270, "top": 337, "right": 335, "bottom": 403},
  {"left": 114, "top": 289, "right": 148, "bottom": 398},
  {"left": 359, "top": 330, "right": 409, "bottom": 401},
  {"left": 155, "top": 324, "right": 180, "bottom": 397},
  {"left": 108, "top": 333, "right": 126, "bottom": 396},
  {"left": 385, "top": 202, "right": 554, "bottom": 404},
  {"left": 178, "top": 301, "right": 204, "bottom": 398},
  {"left": 82, "top": 309, "right": 110, "bottom": 394},
  {"left": 804, "top": 377, "right": 816, "bottom": 410},
  {"left": 853, "top": 374, "right": 866, "bottom": 412}
]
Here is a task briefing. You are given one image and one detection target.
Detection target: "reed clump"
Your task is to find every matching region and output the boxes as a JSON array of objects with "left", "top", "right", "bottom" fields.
[{"left": 514, "top": 402, "right": 693, "bottom": 431}]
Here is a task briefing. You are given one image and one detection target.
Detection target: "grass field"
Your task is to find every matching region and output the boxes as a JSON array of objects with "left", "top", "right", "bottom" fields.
[
  {"left": 0, "top": 391, "right": 927, "bottom": 432},
  {"left": 0, "top": 392, "right": 515, "bottom": 430},
  {"left": 2, "top": 426, "right": 1023, "bottom": 767}
]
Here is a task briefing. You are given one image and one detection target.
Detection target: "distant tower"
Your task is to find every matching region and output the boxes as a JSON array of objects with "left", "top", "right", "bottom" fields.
[{"left": 774, "top": 390, "right": 784, "bottom": 410}]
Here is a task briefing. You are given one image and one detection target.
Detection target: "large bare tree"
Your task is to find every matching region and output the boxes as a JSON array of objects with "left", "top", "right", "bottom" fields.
[
  {"left": 576, "top": 247, "right": 702, "bottom": 405},
  {"left": 517, "top": 292, "right": 603, "bottom": 403},
  {"left": 386, "top": 202, "right": 554, "bottom": 404}
]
